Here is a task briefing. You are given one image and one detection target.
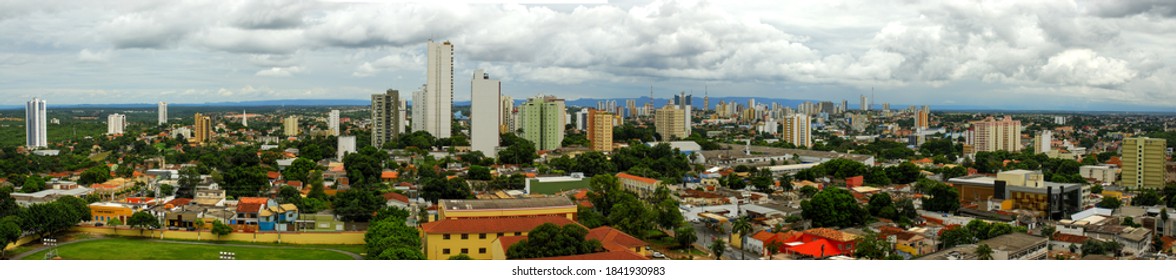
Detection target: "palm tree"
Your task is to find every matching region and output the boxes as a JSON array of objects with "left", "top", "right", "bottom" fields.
[
  {"left": 710, "top": 238, "right": 727, "bottom": 260},
  {"left": 195, "top": 219, "right": 205, "bottom": 240},
  {"left": 975, "top": 244, "right": 994, "bottom": 260},
  {"left": 731, "top": 216, "right": 753, "bottom": 260}
]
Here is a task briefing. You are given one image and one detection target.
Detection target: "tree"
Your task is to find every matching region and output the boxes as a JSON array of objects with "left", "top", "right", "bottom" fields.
[
  {"left": 498, "top": 134, "right": 537, "bottom": 165},
  {"left": 1091, "top": 185, "right": 1104, "bottom": 196},
  {"left": 731, "top": 216, "right": 753, "bottom": 260},
  {"left": 0, "top": 218, "right": 20, "bottom": 258},
  {"left": 21, "top": 176, "right": 46, "bottom": 193},
  {"left": 420, "top": 178, "right": 473, "bottom": 203},
  {"left": 448, "top": 254, "right": 473, "bottom": 260},
  {"left": 194, "top": 219, "right": 205, "bottom": 239},
  {"left": 365, "top": 208, "right": 426, "bottom": 260},
  {"left": 751, "top": 175, "right": 773, "bottom": 193},
  {"left": 867, "top": 193, "right": 895, "bottom": 218},
  {"left": 127, "top": 211, "right": 160, "bottom": 236},
  {"left": 507, "top": 223, "right": 603, "bottom": 259},
  {"left": 211, "top": 220, "right": 232, "bottom": 239},
  {"left": 108, "top": 218, "right": 123, "bottom": 226},
  {"left": 78, "top": 165, "right": 112, "bottom": 185},
  {"left": 333, "top": 188, "right": 386, "bottom": 222},
  {"left": 801, "top": 187, "right": 868, "bottom": 228},
  {"left": 920, "top": 179, "right": 960, "bottom": 213},
  {"left": 674, "top": 224, "right": 698, "bottom": 249},
  {"left": 571, "top": 151, "right": 615, "bottom": 178},
  {"left": 710, "top": 238, "right": 726, "bottom": 260},
  {"left": 177, "top": 166, "right": 202, "bottom": 198},
  {"left": 939, "top": 227, "right": 976, "bottom": 248},
  {"left": 799, "top": 186, "right": 818, "bottom": 198},
  {"left": 307, "top": 170, "right": 328, "bottom": 201},
  {"left": 941, "top": 166, "right": 966, "bottom": 180},
  {"left": 115, "top": 164, "right": 134, "bottom": 178},
  {"left": 56, "top": 196, "right": 91, "bottom": 222},
  {"left": 1097, "top": 197, "right": 1122, "bottom": 209},
  {"left": 282, "top": 157, "right": 318, "bottom": 183},
  {"left": 1134, "top": 189, "right": 1162, "bottom": 206},
  {"left": 854, "top": 230, "right": 891, "bottom": 260},
  {"left": 159, "top": 184, "right": 175, "bottom": 197},
  {"left": 975, "top": 244, "right": 994, "bottom": 260},
  {"left": 467, "top": 165, "right": 491, "bottom": 181}
]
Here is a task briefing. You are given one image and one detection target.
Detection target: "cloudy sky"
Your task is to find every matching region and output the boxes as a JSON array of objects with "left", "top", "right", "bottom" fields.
[{"left": 1, "top": 0, "right": 1175, "bottom": 111}]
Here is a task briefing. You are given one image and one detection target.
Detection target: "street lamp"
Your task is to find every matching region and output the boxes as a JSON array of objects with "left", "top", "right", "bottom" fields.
[
  {"left": 219, "top": 251, "right": 236, "bottom": 260},
  {"left": 42, "top": 238, "right": 58, "bottom": 260}
]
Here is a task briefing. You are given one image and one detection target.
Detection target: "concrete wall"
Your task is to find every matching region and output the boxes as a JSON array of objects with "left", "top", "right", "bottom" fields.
[{"left": 72, "top": 226, "right": 364, "bottom": 245}]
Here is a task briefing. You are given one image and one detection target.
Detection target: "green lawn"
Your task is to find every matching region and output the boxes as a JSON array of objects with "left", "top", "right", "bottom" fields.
[
  {"left": 528, "top": 180, "right": 590, "bottom": 195},
  {"left": 21, "top": 238, "right": 354, "bottom": 260},
  {"left": 88, "top": 151, "right": 112, "bottom": 162}
]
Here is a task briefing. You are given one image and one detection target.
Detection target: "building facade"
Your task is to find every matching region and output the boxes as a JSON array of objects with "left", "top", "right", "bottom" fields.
[
  {"left": 193, "top": 113, "right": 211, "bottom": 144},
  {"left": 107, "top": 113, "right": 126, "bottom": 135},
  {"left": 915, "top": 106, "right": 929, "bottom": 129},
  {"left": 655, "top": 105, "right": 686, "bottom": 141},
  {"left": 471, "top": 69, "right": 501, "bottom": 157},
  {"left": 371, "top": 89, "right": 402, "bottom": 148},
  {"left": 966, "top": 116, "right": 1022, "bottom": 153},
  {"left": 414, "top": 40, "right": 454, "bottom": 138},
  {"left": 157, "top": 102, "right": 168, "bottom": 125},
  {"left": 782, "top": 114, "right": 812, "bottom": 148},
  {"left": 26, "top": 97, "right": 47, "bottom": 148},
  {"left": 328, "top": 110, "right": 340, "bottom": 136},
  {"left": 519, "top": 95, "right": 565, "bottom": 151},
  {"left": 587, "top": 109, "right": 614, "bottom": 152},
  {"left": 283, "top": 116, "right": 299, "bottom": 136},
  {"left": 1123, "top": 137, "right": 1166, "bottom": 189}
]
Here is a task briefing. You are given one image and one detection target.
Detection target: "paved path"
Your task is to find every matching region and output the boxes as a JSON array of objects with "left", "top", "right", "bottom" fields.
[{"left": 10, "top": 236, "right": 363, "bottom": 260}]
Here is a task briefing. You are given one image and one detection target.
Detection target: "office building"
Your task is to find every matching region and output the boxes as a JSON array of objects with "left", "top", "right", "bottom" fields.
[
  {"left": 106, "top": 113, "right": 126, "bottom": 135},
  {"left": 337, "top": 136, "right": 356, "bottom": 161},
  {"left": 157, "top": 102, "right": 168, "bottom": 125},
  {"left": 328, "top": 110, "right": 340, "bottom": 136},
  {"left": 819, "top": 101, "right": 835, "bottom": 115},
  {"left": 948, "top": 170, "right": 1082, "bottom": 218},
  {"left": 413, "top": 40, "right": 453, "bottom": 138},
  {"left": 26, "top": 97, "right": 47, "bottom": 149},
  {"left": 193, "top": 113, "right": 211, "bottom": 144},
  {"left": 470, "top": 69, "right": 501, "bottom": 157},
  {"left": 782, "top": 114, "right": 812, "bottom": 148},
  {"left": 677, "top": 91, "right": 692, "bottom": 135},
  {"left": 1123, "top": 137, "right": 1166, "bottom": 189},
  {"left": 283, "top": 116, "right": 300, "bottom": 136},
  {"left": 372, "top": 89, "right": 402, "bottom": 149},
  {"left": 654, "top": 105, "right": 686, "bottom": 141},
  {"left": 915, "top": 106, "right": 930, "bottom": 129},
  {"left": 519, "top": 95, "right": 565, "bottom": 151},
  {"left": 588, "top": 109, "right": 614, "bottom": 152},
  {"left": 500, "top": 96, "right": 514, "bottom": 134},
  {"left": 966, "top": 116, "right": 1022, "bottom": 153}
]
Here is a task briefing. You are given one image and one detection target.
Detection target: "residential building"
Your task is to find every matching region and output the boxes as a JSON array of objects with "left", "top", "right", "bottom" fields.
[
  {"left": 107, "top": 113, "right": 126, "bottom": 135},
  {"left": 966, "top": 116, "right": 1022, "bottom": 153},
  {"left": 233, "top": 197, "right": 277, "bottom": 229},
  {"left": 782, "top": 114, "right": 812, "bottom": 148},
  {"left": 1034, "top": 130, "right": 1052, "bottom": 154},
  {"left": 977, "top": 232, "right": 1048, "bottom": 260},
  {"left": 26, "top": 97, "right": 47, "bottom": 149},
  {"left": 413, "top": 40, "right": 453, "bottom": 138},
  {"left": 500, "top": 95, "right": 514, "bottom": 134},
  {"left": 89, "top": 202, "right": 134, "bottom": 224},
  {"left": 1123, "top": 137, "right": 1166, "bottom": 189},
  {"left": 860, "top": 95, "right": 868, "bottom": 111},
  {"left": 10, "top": 187, "right": 92, "bottom": 207},
  {"left": 436, "top": 197, "right": 577, "bottom": 221},
  {"left": 337, "top": 136, "right": 356, "bottom": 161},
  {"left": 915, "top": 106, "right": 929, "bottom": 129},
  {"left": 519, "top": 95, "right": 565, "bottom": 151},
  {"left": 490, "top": 225, "right": 651, "bottom": 260},
  {"left": 193, "top": 113, "right": 211, "bottom": 144},
  {"left": 587, "top": 109, "right": 614, "bottom": 152},
  {"left": 283, "top": 116, "right": 299, "bottom": 136},
  {"left": 1079, "top": 164, "right": 1118, "bottom": 185},
  {"left": 157, "top": 101, "right": 168, "bottom": 125},
  {"left": 676, "top": 91, "right": 692, "bottom": 135},
  {"left": 616, "top": 172, "right": 664, "bottom": 198},
  {"left": 372, "top": 89, "right": 402, "bottom": 148},
  {"left": 471, "top": 69, "right": 501, "bottom": 157},
  {"left": 421, "top": 215, "right": 576, "bottom": 260},
  {"left": 654, "top": 105, "right": 686, "bottom": 141},
  {"left": 328, "top": 110, "right": 340, "bottom": 136},
  {"left": 193, "top": 189, "right": 226, "bottom": 206}
]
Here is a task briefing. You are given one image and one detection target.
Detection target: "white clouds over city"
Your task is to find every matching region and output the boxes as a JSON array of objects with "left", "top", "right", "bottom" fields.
[{"left": 0, "top": 0, "right": 1174, "bottom": 110}]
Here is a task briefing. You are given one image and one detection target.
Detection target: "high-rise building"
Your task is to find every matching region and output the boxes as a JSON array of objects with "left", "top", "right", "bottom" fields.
[
  {"left": 500, "top": 95, "right": 514, "bottom": 134},
  {"left": 782, "top": 114, "right": 812, "bottom": 148},
  {"left": 966, "top": 116, "right": 1022, "bottom": 153},
  {"left": 283, "top": 116, "right": 300, "bottom": 136},
  {"left": 860, "top": 95, "right": 869, "bottom": 111},
  {"left": 519, "top": 95, "right": 565, "bottom": 151},
  {"left": 883, "top": 103, "right": 891, "bottom": 112},
  {"left": 626, "top": 99, "right": 637, "bottom": 119},
  {"left": 337, "top": 136, "right": 356, "bottom": 161},
  {"left": 587, "top": 109, "right": 614, "bottom": 152},
  {"left": 915, "top": 106, "right": 930, "bottom": 129},
  {"left": 702, "top": 94, "right": 709, "bottom": 114},
  {"left": 678, "top": 91, "right": 692, "bottom": 136},
  {"left": 841, "top": 100, "right": 848, "bottom": 114},
  {"left": 574, "top": 109, "right": 589, "bottom": 131},
  {"left": 328, "top": 110, "right": 340, "bottom": 136},
  {"left": 26, "top": 97, "right": 47, "bottom": 149},
  {"left": 654, "top": 105, "right": 686, "bottom": 141},
  {"left": 157, "top": 102, "right": 168, "bottom": 125},
  {"left": 1123, "top": 137, "right": 1166, "bottom": 189},
  {"left": 193, "top": 113, "right": 211, "bottom": 144},
  {"left": 1034, "top": 130, "right": 1052, "bottom": 154},
  {"left": 107, "top": 113, "right": 126, "bottom": 135},
  {"left": 819, "top": 101, "right": 835, "bottom": 115},
  {"left": 413, "top": 40, "right": 453, "bottom": 138},
  {"left": 242, "top": 110, "right": 248, "bottom": 127},
  {"left": 470, "top": 69, "right": 501, "bottom": 157},
  {"left": 372, "top": 89, "right": 402, "bottom": 149}
]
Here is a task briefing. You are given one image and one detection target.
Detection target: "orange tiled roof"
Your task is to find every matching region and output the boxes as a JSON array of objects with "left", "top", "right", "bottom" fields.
[
  {"left": 530, "top": 250, "right": 648, "bottom": 260},
  {"left": 1052, "top": 233, "right": 1088, "bottom": 244},
  {"left": 239, "top": 197, "right": 270, "bottom": 204},
  {"left": 586, "top": 226, "right": 648, "bottom": 252},
  {"left": 165, "top": 198, "right": 192, "bottom": 207},
  {"left": 267, "top": 171, "right": 280, "bottom": 179},
  {"left": 803, "top": 228, "right": 858, "bottom": 243},
  {"left": 383, "top": 192, "right": 409, "bottom": 204},
  {"left": 750, "top": 231, "right": 776, "bottom": 242},
  {"left": 237, "top": 203, "right": 263, "bottom": 213},
  {"left": 496, "top": 235, "right": 529, "bottom": 252},
  {"left": 381, "top": 171, "right": 398, "bottom": 179},
  {"left": 420, "top": 216, "right": 577, "bottom": 234},
  {"left": 616, "top": 172, "right": 659, "bottom": 185}
]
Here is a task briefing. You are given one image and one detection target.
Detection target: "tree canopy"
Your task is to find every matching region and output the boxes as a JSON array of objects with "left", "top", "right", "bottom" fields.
[
  {"left": 506, "top": 223, "right": 603, "bottom": 259},
  {"left": 800, "top": 187, "right": 868, "bottom": 228}
]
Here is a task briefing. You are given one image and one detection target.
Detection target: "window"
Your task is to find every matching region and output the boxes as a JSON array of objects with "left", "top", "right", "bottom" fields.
[
  {"left": 461, "top": 234, "right": 469, "bottom": 240},
  {"left": 479, "top": 233, "right": 487, "bottom": 239},
  {"left": 479, "top": 248, "right": 487, "bottom": 254},
  {"left": 461, "top": 248, "right": 469, "bottom": 254},
  {"left": 443, "top": 248, "right": 451, "bottom": 255},
  {"left": 497, "top": 233, "right": 504, "bottom": 238},
  {"left": 515, "top": 232, "right": 522, "bottom": 236},
  {"left": 443, "top": 234, "right": 451, "bottom": 240}
]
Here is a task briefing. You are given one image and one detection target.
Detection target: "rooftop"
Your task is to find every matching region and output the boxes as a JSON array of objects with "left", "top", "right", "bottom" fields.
[
  {"left": 530, "top": 250, "right": 647, "bottom": 260},
  {"left": 700, "top": 144, "right": 873, "bottom": 163},
  {"left": 439, "top": 197, "right": 574, "bottom": 211},
  {"left": 420, "top": 216, "right": 577, "bottom": 234},
  {"left": 616, "top": 172, "right": 660, "bottom": 185},
  {"left": 978, "top": 232, "right": 1047, "bottom": 252}
]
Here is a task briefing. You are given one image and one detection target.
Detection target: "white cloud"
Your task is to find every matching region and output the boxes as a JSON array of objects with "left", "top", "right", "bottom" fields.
[
  {"left": 76, "top": 48, "right": 111, "bottom": 63},
  {"left": 255, "top": 66, "right": 304, "bottom": 77},
  {"left": 1040, "top": 49, "right": 1136, "bottom": 86}
]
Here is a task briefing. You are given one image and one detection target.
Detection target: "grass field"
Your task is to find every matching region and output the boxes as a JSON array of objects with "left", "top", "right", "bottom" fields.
[
  {"left": 528, "top": 180, "right": 590, "bottom": 195},
  {"left": 21, "top": 238, "right": 355, "bottom": 260}
]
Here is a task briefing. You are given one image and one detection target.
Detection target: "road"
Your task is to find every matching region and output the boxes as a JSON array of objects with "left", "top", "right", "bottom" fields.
[{"left": 691, "top": 221, "right": 759, "bottom": 260}]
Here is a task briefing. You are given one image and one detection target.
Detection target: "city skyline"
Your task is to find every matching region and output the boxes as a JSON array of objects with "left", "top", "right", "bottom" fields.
[{"left": 1, "top": 1, "right": 1175, "bottom": 111}]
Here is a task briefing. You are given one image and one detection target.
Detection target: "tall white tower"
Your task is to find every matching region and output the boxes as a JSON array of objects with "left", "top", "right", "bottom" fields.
[
  {"left": 107, "top": 113, "right": 126, "bottom": 135},
  {"left": 157, "top": 102, "right": 168, "bottom": 125},
  {"left": 26, "top": 97, "right": 47, "bottom": 148},
  {"left": 413, "top": 40, "right": 454, "bottom": 138},
  {"left": 471, "top": 69, "right": 501, "bottom": 157},
  {"left": 328, "top": 110, "right": 340, "bottom": 136}
]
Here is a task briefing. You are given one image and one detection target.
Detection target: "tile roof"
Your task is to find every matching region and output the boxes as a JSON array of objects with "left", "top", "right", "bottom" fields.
[
  {"left": 586, "top": 226, "right": 648, "bottom": 252},
  {"left": 439, "top": 197, "right": 574, "bottom": 211},
  {"left": 530, "top": 250, "right": 648, "bottom": 260},
  {"left": 381, "top": 171, "right": 398, "bottom": 179},
  {"left": 420, "top": 216, "right": 577, "bottom": 234},
  {"left": 496, "top": 235, "right": 529, "bottom": 252},
  {"left": 750, "top": 230, "right": 776, "bottom": 242},
  {"left": 1052, "top": 233, "right": 1088, "bottom": 244},
  {"left": 164, "top": 198, "right": 192, "bottom": 207},
  {"left": 383, "top": 192, "right": 410, "bottom": 204},
  {"left": 616, "top": 172, "right": 659, "bottom": 185},
  {"left": 237, "top": 203, "right": 263, "bottom": 213},
  {"left": 239, "top": 197, "right": 270, "bottom": 205},
  {"left": 803, "top": 228, "right": 859, "bottom": 243},
  {"left": 267, "top": 171, "right": 281, "bottom": 179}
]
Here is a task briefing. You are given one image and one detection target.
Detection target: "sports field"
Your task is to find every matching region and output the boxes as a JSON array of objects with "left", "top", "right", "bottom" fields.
[
  {"left": 21, "top": 237, "right": 357, "bottom": 260},
  {"left": 527, "top": 180, "right": 590, "bottom": 195}
]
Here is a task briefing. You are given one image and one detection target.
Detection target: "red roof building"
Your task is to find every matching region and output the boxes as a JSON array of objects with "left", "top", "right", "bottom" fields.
[
  {"left": 420, "top": 216, "right": 577, "bottom": 235},
  {"left": 530, "top": 250, "right": 647, "bottom": 260}
]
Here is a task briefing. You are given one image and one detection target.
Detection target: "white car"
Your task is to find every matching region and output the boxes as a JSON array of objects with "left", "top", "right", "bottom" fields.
[{"left": 652, "top": 251, "right": 666, "bottom": 259}]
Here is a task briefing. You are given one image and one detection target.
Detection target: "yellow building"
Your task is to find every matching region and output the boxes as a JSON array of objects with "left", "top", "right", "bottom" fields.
[
  {"left": 89, "top": 202, "right": 133, "bottom": 224},
  {"left": 587, "top": 109, "right": 614, "bottom": 152},
  {"left": 1123, "top": 137, "right": 1166, "bottom": 189},
  {"left": 436, "top": 197, "right": 577, "bottom": 221},
  {"left": 421, "top": 216, "right": 576, "bottom": 260},
  {"left": 915, "top": 106, "right": 930, "bottom": 129},
  {"left": 193, "top": 112, "right": 211, "bottom": 144},
  {"left": 654, "top": 105, "right": 686, "bottom": 141},
  {"left": 283, "top": 116, "right": 300, "bottom": 136},
  {"left": 781, "top": 114, "right": 812, "bottom": 148},
  {"left": 616, "top": 172, "right": 663, "bottom": 198}
]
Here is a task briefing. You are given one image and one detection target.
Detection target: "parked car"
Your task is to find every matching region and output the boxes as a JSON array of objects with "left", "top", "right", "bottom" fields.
[
  {"left": 652, "top": 251, "right": 665, "bottom": 259},
  {"left": 94, "top": 222, "right": 104, "bottom": 227}
]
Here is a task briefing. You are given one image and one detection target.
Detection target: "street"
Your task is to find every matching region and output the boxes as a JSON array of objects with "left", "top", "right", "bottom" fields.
[{"left": 691, "top": 221, "right": 759, "bottom": 260}]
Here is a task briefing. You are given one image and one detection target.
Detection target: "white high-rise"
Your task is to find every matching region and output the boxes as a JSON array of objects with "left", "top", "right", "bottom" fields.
[
  {"left": 26, "top": 98, "right": 47, "bottom": 149},
  {"left": 337, "top": 136, "right": 356, "bottom": 161},
  {"left": 470, "top": 69, "right": 501, "bottom": 157},
  {"left": 107, "top": 113, "right": 126, "bottom": 135},
  {"left": 328, "top": 110, "right": 341, "bottom": 136},
  {"left": 860, "top": 95, "right": 869, "bottom": 111},
  {"left": 412, "top": 40, "right": 453, "bottom": 138},
  {"left": 157, "top": 102, "right": 168, "bottom": 125}
]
